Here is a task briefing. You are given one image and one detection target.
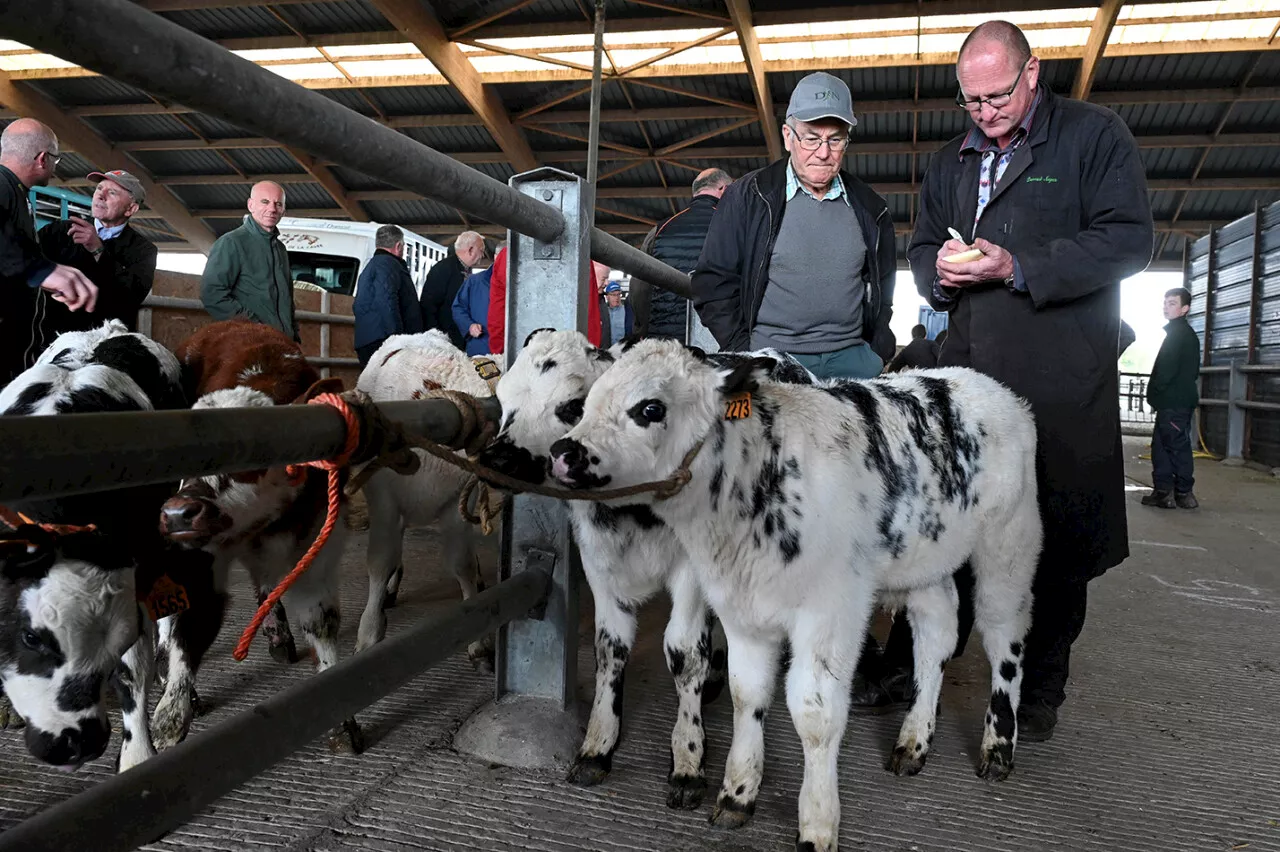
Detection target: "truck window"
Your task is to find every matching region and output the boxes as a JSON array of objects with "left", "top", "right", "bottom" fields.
[{"left": 287, "top": 251, "right": 359, "bottom": 296}]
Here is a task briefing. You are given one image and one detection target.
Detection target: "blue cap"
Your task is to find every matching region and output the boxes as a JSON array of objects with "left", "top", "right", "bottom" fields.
[{"left": 604, "top": 282, "right": 622, "bottom": 293}]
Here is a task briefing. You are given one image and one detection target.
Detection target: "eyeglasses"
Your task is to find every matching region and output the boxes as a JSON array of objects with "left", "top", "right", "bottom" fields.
[
  {"left": 41, "top": 150, "right": 62, "bottom": 168},
  {"left": 786, "top": 124, "right": 850, "bottom": 152},
  {"left": 955, "top": 60, "right": 1028, "bottom": 112}
]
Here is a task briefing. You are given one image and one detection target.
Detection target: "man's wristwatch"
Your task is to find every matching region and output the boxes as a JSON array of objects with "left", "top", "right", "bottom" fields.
[{"left": 91, "top": 246, "right": 105, "bottom": 259}]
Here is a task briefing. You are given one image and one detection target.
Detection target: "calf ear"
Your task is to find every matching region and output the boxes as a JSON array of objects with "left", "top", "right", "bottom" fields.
[
  {"left": 617, "top": 334, "right": 643, "bottom": 354},
  {"left": 719, "top": 356, "right": 778, "bottom": 396},
  {"left": 523, "top": 328, "right": 556, "bottom": 348},
  {"left": 294, "top": 377, "right": 345, "bottom": 404}
]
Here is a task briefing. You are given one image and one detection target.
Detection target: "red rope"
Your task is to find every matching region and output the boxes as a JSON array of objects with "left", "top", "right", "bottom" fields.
[{"left": 232, "top": 393, "right": 360, "bottom": 662}]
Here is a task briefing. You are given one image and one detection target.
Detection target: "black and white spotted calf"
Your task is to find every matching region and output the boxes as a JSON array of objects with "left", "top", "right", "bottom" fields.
[
  {"left": 550, "top": 339, "right": 1041, "bottom": 852},
  {"left": 479, "top": 329, "right": 817, "bottom": 809},
  {"left": 0, "top": 321, "right": 217, "bottom": 772}
]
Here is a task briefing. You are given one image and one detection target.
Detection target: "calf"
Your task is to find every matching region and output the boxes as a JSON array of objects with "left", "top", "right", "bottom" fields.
[
  {"left": 551, "top": 340, "right": 1041, "bottom": 851},
  {"left": 156, "top": 320, "right": 359, "bottom": 752},
  {"left": 479, "top": 329, "right": 814, "bottom": 809},
  {"left": 353, "top": 330, "right": 500, "bottom": 668},
  {"left": 0, "top": 321, "right": 217, "bottom": 772}
]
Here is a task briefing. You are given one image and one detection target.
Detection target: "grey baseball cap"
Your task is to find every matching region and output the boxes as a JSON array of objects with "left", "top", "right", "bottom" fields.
[
  {"left": 87, "top": 169, "right": 146, "bottom": 203},
  {"left": 786, "top": 71, "right": 857, "bottom": 128}
]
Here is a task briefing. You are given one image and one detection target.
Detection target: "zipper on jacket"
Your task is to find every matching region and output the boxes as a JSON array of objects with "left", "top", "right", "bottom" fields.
[
  {"left": 748, "top": 176, "right": 777, "bottom": 345},
  {"left": 868, "top": 206, "right": 888, "bottom": 322}
]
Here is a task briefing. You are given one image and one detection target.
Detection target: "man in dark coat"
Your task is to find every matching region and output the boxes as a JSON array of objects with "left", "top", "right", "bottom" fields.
[
  {"left": 353, "top": 224, "right": 424, "bottom": 366},
  {"left": 884, "top": 323, "right": 938, "bottom": 373},
  {"left": 630, "top": 168, "right": 731, "bottom": 341},
  {"left": 420, "top": 230, "right": 485, "bottom": 350},
  {"left": 905, "top": 21, "right": 1154, "bottom": 741},
  {"left": 1143, "top": 287, "right": 1201, "bottom": 509},
  {"left": 34, "top": 169, "right": 157, "bottom": 345}
]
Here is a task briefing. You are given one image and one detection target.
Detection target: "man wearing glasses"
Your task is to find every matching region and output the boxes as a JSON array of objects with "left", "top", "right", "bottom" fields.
[
  {"left": 693, "top": 72, "right": 896, "bottom": 378},
  {"left": 0, "top": 118, "right": 99, "bottom": 383},
  {"left": 905, "top": 21, "right": 1154, "bottom": 741}
]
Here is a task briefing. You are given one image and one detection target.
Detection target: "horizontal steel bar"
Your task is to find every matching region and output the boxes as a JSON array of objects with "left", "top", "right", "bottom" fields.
[
  {"left": 1199, "top": 366, "right": 1232, "bottom": 374},
  {"left": 1237, "top": 400, "right": 1280, "bottom": 412},
  {"left": 142, "top": 295, "right": 355, "bottom": 325},
  {"left": 1198, "top": 398, "right": 1230, "bottom": 406},
  {"left": 1239, "top": 364, "right": 1280, "bottom": 374},
  {"left": 0, "top": 567, "right": 551, "bottom": 852},
  {"left": 3, "top": 0, "right": 692, "bottom": 299},
  {"left": 0, "top": 397, "right": 501, "bottom": 503},
  {"left": 308, "top": 356, "right": 361, "bottom": 367}
]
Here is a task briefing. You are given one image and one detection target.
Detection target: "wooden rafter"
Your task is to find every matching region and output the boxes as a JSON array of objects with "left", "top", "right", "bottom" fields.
[
  {"left": 366, "top": 0, "right": 538, "bottom": 172},
  {"left": 725, "top": 0, "right": 782, "bottom": 162},
  {"left": 283, "top": 146, "right": 368, "bottom": 222},
  {"left": 0, "top": 72, "right": 216, "bottom": 253},
  {"left": 1072, "top": 0, "right": 1123, "bottom": 101},
  {"left": 448, "top": 0, "right": 539, "bottom": 40}
]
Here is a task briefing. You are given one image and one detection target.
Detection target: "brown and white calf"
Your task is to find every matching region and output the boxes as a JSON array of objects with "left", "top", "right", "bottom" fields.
[{"left": 155, "top": 319, "right": 360, "bottom": 751}]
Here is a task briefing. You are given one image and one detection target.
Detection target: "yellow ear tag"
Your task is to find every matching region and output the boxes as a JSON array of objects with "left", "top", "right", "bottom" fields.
[
  {"left": 143, "top": 575, "right": 191, "bottom": 621},
  {"left": 724, "top": 392, "right": 752, "bottom": 421}
]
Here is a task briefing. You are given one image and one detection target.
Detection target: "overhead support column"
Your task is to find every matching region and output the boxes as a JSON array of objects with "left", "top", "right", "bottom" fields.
[
  {"left": 725, "top": 0, "right": 783, "bottom": 162},
  {"left": 368, "top": 0, "right": 539, "bottom": 172},
  {"left": 0, "top": 71, "right": 217, "bottom": 253}
]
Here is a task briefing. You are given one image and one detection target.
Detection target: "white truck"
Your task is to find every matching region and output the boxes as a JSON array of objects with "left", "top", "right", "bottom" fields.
[{"left": 276, "top": 217, "right": 449, "bottom": 298}]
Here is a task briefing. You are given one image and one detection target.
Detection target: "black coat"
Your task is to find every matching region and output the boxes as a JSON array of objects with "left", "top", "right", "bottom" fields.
[
  {"left": 354, "top": 249, "right": 423, "bottom": 349},
  {"left": 692, "top": 158, "right": 897, "bottom": 360},
  {"left": 885, "top": 337, "right": 939, "bottom": 373},
  {"left": 419, "top": 249, "right": 468, "bottom": 349},
  {"left": 631, "top": 193, "right": 719, "bottom": 340},
  {"left": 35, "top": 220, "right": 157, "bottom": 339},
  {"left": 908, "top": 87, "right": 1155, "bottom": 579},
  {"left": 0, "top": 164, "right": 57, "bottom": 384}
]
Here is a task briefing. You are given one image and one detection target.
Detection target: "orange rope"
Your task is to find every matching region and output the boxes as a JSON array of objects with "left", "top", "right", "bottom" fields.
[
  {"left": 232, "top": 393, "right": 360, "bottom": 662},
  {"left": 0, "top": 505, "right": 96, "bottom": 536}
]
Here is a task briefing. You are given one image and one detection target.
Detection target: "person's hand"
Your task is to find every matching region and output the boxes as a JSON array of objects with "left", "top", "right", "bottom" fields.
[
  {"left": 936, "top": 238, "right": 1015, "bottom": 287},
  {"left": 469, "top": 323, "right": 483, "bottom": 338},
  {"left": 40, "top": 264, "right": 98, "bottom": 312},
  {"left": 67, "top": 217, "right": 103, "bottom": 253}
]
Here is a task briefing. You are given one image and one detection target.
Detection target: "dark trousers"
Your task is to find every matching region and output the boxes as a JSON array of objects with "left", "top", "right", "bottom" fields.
[
  {"left": 356, "top": 340, "right": 382, "bottom": 368},
  {"left": 1151, "top": 407, "right": 1195, "bottom": 494},
  {"left": 864, "top": 562, "right": 1089, "bottom": 710}
]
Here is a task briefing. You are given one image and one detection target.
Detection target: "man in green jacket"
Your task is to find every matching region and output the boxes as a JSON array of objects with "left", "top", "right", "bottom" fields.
[
  {"left": 201, "top": 180, "right": 297, "bottom": 341},
  {"left": 1143, "top": 286, "right": 1201, "bottom": 509}
]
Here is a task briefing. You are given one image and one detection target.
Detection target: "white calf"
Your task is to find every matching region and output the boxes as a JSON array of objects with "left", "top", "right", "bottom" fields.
[
  {"left": 479, "top": 329, "right": 817, "bottom": 809},
  {"left": 550, "top": 339, "right": 1041, "bottom": 851},
  {"left": 354, "top": 330, "right": 500, "bottom": 668}
]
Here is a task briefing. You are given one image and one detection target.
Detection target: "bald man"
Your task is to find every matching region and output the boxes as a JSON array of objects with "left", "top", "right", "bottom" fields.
[
  {"left": 0, "top": 118, "right": 98, "bottom": 382},
  {"left": 630, "top": 167, "right": 731, "bottom": 341},
  {"left": 201, "top": 180, "right": 298, "bottom": 341}
]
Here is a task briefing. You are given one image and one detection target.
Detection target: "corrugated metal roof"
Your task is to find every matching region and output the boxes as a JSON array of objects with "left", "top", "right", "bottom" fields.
[
  {"left": 1113, "top": 102, "right": 1225, "bottom": 134},
  {"left": 1229, "top": 100, "right": 1280, "bottom": 131},
  {"left": 24, "top": 77, "right": 151, "bottom": 105},
  {"left": 226, "top": 147, "right": 308, "bottom": 173},
  {"left": 1200, "top": 146, "right": 1280, "bottom": 176},
  {"left": 1094, "top": 52, "right": 1258, "bottom": 90},
  {"left": 278, "top": 1, "right": 391, "bottom": 35},
  {"left": 363, "top": 197, "right": 475, "bottom": 224},
  {"left": 366, "top": 86, "right": 472, "bottom": 115},
  {"left": 400, "top": 125, "right": 501, "bottom": 152},
  {"left": 183, "top": 113, "right": 257, "bottom": 138},
  {"left": 1181, "top": 190, "right": 1280, "bottom": 219},
  {"left": 130, "top": 149, "right": 242, "bottom": 176},
  {"left": 1140, "top": 147, "right": 1202, "bottom": 177},
  {"left": 84, "top": 114, "right": 195, "bottom": 141},
  {"left": 158, "top": 7, "right": 288, "bottom": 40}
]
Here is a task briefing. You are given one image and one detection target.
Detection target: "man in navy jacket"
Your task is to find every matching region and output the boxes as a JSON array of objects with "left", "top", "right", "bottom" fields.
[{"left": 353, "top": 224, "right": 423, "bottom": 366}]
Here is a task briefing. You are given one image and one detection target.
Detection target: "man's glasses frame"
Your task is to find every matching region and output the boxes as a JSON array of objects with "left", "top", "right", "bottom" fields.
[
  {"left": 785, "top": 122, "right": 851, "bottom": 152},
  {"left": 955, "top": 59, "right": 1030, "bottom": 112}
]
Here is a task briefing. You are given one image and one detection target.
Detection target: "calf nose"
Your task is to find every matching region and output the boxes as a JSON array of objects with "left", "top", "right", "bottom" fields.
[
  {"left": 160, "top": 497, "right": 206, "bottom": 534},
  {"left": 549, "top": 438, "right": 588, "bottom": 483},
  {"left": 27, "top": 717, "right": 109, "bottom": 769},
  {"left": 478, "top": 437, "right": 548, "bottom": 485}
]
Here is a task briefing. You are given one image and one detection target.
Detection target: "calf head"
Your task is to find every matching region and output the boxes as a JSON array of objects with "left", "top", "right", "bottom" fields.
[
  {"left": 159, "top": 378, "right": 341, "bottom": 548},
  {"left": 551, "top": 339, "right": 775, "bottom": 491},
  {"left": 0, "top": 525, "right": 138, "bottom": 769},
  {"left": 478, "top": 329, "right": 614, "bottom": 485}
]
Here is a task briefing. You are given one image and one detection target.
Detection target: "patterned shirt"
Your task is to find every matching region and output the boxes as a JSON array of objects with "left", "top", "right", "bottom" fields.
[{"left": 785, "top": 162, "right": 850, "bottom": 207}]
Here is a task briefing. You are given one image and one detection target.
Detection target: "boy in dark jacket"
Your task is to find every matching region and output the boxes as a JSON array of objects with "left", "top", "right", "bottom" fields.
[{"left": 1143, "top": 287, "right": 1201, "bottom": 509}]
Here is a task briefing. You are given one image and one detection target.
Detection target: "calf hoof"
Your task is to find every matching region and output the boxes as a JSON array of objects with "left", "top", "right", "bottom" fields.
[
  {"left": 328, "top": 718, "right": 365, "bottom": 755},
  {"left": 467, "top": 640, "right": 495, "bottom": 675},
  {"left": 666, "top": 773, "right": 707, "bottom": 810},
  {"left": 977, "top": 745, "right": 1015, "bottom": 782},
  {"left": 268, "top": 636, "right": 300, "bottom": 665},
  {"left": 117, "top": 739, "right": 156, "bottom": 773},
  {"left": 151, "top": 697, "right": 194, "bottom": 751},
  {"left": 710, "top": 794, "right": 755, "bottom": 830},
  {"left": 887, "top": 743, "right": 928, "bottom": 777},
  {"left": 796, "top": 837, "right": 836, "bottom": 852},
  {"left": 567, "top": 753, "right": 612, "bottom": 786}
]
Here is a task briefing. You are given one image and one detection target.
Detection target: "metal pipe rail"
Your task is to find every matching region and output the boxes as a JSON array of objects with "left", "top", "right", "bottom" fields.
[
  {"left": 0, "top": 397, "right": 500, "bottom": 503},
  {"left": 0, "top": 0, "right": 694, "bottom": 301},
  {"left": 0, "top": 566, "right": 552, "bottom": 852},
  {"left": 142, "top": 294, "right": 356, "bottom": 326}
]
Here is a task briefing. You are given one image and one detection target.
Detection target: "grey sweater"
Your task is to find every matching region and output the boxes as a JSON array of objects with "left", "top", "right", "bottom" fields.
[{"left": 751, "top": 191, "right": 866, "bottom": 353}]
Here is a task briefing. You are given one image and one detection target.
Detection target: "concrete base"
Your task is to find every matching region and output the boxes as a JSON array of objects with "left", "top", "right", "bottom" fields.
[{"left": 453, "top": 695, "right": 583, "bottom": 771}]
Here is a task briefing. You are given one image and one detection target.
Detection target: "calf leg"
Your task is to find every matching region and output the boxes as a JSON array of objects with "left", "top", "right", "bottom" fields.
[
  {"left": 568, "top": 593, "right": 637, "bottom": 787},
  {"left": 888, "top": 581, "right": 959, "bottom": 776},
  {"left": 258, "top": 591, "right": 299, "bottom": 664},
  {"left": 151, "top": 564, "right": 226, "bottom": 751},
  {"left": 664, "top": 564, "right": 715, "bottom": 810},
  {"left": 114, "top": 620, "right": 157, "bottom": 772},
  {"left": 787, "top": 617, "right": 861, "bottom": 852},
  {"left": 440, "top": 518, "right": 491, "bottom": 671},
  {"left": 357, "top": 491, "right": 405, "bottom": 652},
  {"left": 971, "top": 513, "right": 1036, "bottom": 781},
  {"left": 710, "top": 627, "right": 779, "bottom": 831}
]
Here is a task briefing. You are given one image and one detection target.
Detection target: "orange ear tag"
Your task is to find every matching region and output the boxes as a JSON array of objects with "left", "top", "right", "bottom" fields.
[
  {"left": 724, "top": 392, "right": 752, "bottom": 421},
  {"left": 143, "top": 575, "right": 192, "bottom": 621}
]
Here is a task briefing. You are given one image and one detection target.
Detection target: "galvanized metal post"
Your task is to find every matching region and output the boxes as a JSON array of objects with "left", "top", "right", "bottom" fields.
[
  {"left": 1225, "top": 358, "right": 1247, "bottom": 464},
  {"left": 455, "top": 167, "right": 589, "bottom": 769},
  {"left": 319, "top": 289, "right": 332, "bottom": 380},
  {"left": 586, "top": 0, "right": 606, "bottom": 197}
]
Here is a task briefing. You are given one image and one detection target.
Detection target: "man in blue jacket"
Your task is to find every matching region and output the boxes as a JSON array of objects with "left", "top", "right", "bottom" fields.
[
  {"left": 452, "top": 257, "right": 495, "bottom": 356},
  {"left": 353, "top": 224, "right": 423, "bottom": 366}
]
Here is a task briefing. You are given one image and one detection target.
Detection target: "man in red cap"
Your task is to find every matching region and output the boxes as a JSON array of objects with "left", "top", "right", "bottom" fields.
[{"left": 33, "top": 168, "right": 156, "bottom": 348}]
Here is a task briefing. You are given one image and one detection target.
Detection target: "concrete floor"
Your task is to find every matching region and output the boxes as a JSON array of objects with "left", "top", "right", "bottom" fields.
[{"left": 2, "top": 435, "right": 1278, "bottom": 851}]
